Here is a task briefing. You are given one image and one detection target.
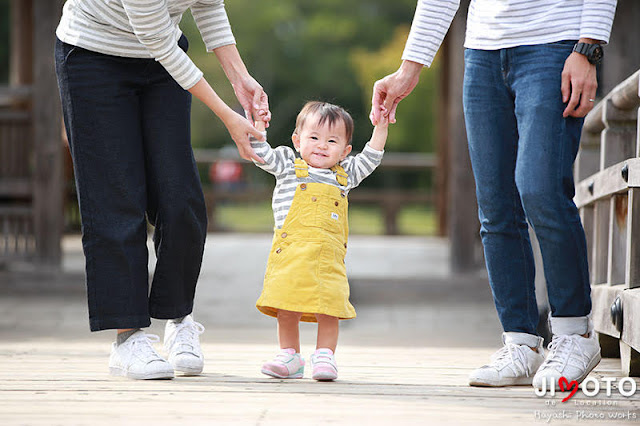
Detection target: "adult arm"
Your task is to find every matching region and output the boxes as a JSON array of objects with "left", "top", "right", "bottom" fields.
[
  {"left": 561, "top": 0, "right": 617, "bottom": 118},
  {"left": 371, "top": 0, "right": 460, "bottom": 125},
  {"left": 121, "top": 0, "right": 265, "bottom": 161},
  {"left": 191, "top": 1, "right": 271, "bottom": 126}
]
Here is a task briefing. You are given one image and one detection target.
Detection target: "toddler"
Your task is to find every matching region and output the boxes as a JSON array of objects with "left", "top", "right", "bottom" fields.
[{"left": 251, "top": 101, "right": 388, "bottom": 381}]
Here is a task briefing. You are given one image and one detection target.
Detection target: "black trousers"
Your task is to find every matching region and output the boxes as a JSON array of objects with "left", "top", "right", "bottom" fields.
[{"left": 55, "top": 36, "right": 207, "bottom": 331}]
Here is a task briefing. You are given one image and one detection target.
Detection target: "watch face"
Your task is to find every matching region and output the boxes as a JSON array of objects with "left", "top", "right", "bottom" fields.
[{"left": 591, "top": 45, "right": 603, "bottom": 63}]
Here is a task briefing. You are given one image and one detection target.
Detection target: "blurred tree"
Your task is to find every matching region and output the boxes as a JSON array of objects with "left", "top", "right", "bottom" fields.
[
  {"left": 181, "top": 0, "right": 431, "bottom": 155},
  {"left": 351, "top": 25, "right": 439, "bottom": 153}
]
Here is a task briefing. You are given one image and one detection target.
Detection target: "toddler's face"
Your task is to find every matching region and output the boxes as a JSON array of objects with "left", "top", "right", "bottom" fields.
[{"left": 292, "top": 114, "right": 352, "bottom": 169}]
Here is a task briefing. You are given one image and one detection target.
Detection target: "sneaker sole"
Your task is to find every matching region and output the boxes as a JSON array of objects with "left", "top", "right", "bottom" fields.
[
  {"left": 109, "top": 367, "right": 174, "bottom": 380},
  {"left": 469, "top": 376, "right": 533, "bottom": 387},
  {"left": 261, "top": 368, "right": 304, "bottom": 379},
  {"left": 312, "top": 372, "right": 337, "bottom": 381},
  {"left": 173, "top": 364, "right": 204, "bottom": 376},
  {"left": 532, "top": 350, "right": 602, "bottom": 390}
]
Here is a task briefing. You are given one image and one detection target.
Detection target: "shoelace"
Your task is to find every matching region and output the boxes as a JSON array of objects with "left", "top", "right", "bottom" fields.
[
  {"left": 489, "top": 343, "right": 531, "bottom": 376},
  {"left": 169, "top": 321, "right": 205, "bottom": 354},
  {"left": 541, "top": 335, "right": 587, "bottom": 371},
  {"left": 128, "top": 333, "right": 164, "bottom": 364}
]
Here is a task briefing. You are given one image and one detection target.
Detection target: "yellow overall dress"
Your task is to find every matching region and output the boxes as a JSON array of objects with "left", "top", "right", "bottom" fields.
[{"left": 256, "top": 159, "right": 356, "bottom": 322}]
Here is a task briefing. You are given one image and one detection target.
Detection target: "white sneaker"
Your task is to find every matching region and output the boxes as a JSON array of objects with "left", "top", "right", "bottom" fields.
[
  {"left": 469, "top": 338, "right": 544, "bottom": 387},
  {"left": 164, "top": 315, "right": 205, "bottom": 375},
  {"left": 532, "top": 331, "right": 601, "bottom": 390},
  {"left": 311, "top": 348, "right": 338, "bottom": 381},
  {"left": 109, "top": 330, "right": 174, "bottom": 380}
]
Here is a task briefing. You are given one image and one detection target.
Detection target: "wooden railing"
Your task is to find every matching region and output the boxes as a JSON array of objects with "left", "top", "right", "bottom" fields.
[
  {"left": 194, "top": 149, "right": 436, "bottom": 235},
  {"left": 574, "top": 69, "right": 640, "bottom": 376},
  {"left": 0, "top": 88, "right": 35, "bottom": 264}
]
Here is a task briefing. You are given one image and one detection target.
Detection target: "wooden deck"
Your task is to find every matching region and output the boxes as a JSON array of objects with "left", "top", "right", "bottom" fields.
[
  {"left": 0, "top": 342, "right": 637, "bottom": 425},
  {"left": 1, "top": 235, "right": 639, "bottom": 425}
]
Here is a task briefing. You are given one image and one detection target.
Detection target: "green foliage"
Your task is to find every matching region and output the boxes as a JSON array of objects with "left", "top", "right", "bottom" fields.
[
  {"left": 181, "top": 0, "right": 437, "bottom": 157},
  {"left": 351, "top": 26, "right": 439, "bottom": 153}
]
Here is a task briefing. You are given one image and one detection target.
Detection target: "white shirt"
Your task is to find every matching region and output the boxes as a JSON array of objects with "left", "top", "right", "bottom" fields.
[
  {"left": 56, "top": 0, "right": 236, "bottom": 90},
  {"left": 402, "top": 0, "right": 617, "bottom": 67}
]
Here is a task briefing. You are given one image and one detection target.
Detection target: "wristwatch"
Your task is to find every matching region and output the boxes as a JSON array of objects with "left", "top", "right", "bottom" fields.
[{"left": 572, "top": 42, "right": 603, "bottom": 65}]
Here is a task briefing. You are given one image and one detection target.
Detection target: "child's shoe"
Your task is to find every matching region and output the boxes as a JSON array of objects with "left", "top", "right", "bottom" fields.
[
  {"left": 261, "top": 348, "right": 305, "bottom": 379},
  {"left": 311, "top": 348, "right": 338, "bottom": 381}
]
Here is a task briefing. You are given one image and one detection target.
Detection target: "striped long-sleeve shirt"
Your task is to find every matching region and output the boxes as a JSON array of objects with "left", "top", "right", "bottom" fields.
[
  {"left": 251, "top": 139, "right": 384, "bottom": 229},
  {"left": 56, "top": 0, "right": 236, "bottom": 90},
  {"left": 402, "top": 0, "right": 617, "bottom": 67}
]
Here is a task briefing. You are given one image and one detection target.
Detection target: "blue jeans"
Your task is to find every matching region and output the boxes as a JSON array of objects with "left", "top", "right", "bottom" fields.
[
  {"left": 55, "top": 36, "right": 207, "bottom": 331},
  {"left": 463, "top": 41, "right": 591, "bottom": 340}
]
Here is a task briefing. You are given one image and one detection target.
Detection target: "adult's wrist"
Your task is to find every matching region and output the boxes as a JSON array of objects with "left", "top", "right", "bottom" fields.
[
  {"left": 578, "top": 38, "right": 602, "bottom": 44},
  {"left": 214, "top": 45, "right": 248, "bottom": 85},
  {"left": 399, "top": 60, "right": 423, "bottom": 79}
]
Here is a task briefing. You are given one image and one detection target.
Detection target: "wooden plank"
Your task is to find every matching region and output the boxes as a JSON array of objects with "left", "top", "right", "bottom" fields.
[
  {"left": 591, "top": 285, "right": 622, "bottom": 339},
  {"left": 575, "top": 157, "right": 640, "bottom": 208},
  {"left": 0, "top": 179, "right": 32, "bottom": 197},
  {"left": 580, "top": 205, "right": 594, "bottom": 283},
  {"left": 607, "top": 194, "right": 627, "bottom": 286},
  {"left": 621, "top": 288, "right": 640, "bottom": 355},
  {"left": 627, "top": 188, "right": 640, "bottom": 289},
  {"left": 592, "top": 199, "right": 610, "bottom": 285},
  {"left": 620, "top": 341, "right": 640, "bottom": 377},
  {"left": 32, "top": 0, "right": 64, "bottom": 267}
]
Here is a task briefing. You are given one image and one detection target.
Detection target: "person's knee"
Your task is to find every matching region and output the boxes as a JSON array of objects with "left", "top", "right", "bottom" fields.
[{"left": 154, "top": 195, "right": 207, "bottom": 237}]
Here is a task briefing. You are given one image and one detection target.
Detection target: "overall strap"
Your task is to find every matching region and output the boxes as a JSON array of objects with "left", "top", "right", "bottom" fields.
[
  {"left": 331, "top": 164, "right": 348, "bottom": 186},
  {"left": 294, "top": 158, "right": 309, "bottom": 178}
]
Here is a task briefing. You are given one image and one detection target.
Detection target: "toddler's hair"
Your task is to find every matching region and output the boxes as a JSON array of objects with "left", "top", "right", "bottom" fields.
[{"left": 294, "top": 101, "right": 354, "bottom": 144}]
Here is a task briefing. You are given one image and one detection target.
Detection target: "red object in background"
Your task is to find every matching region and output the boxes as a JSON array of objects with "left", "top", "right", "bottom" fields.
[{"left": 209, "top": 160, "right": 243, "bottom": 184}]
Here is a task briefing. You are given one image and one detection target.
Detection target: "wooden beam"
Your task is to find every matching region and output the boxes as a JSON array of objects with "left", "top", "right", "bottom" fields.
[
  {"left": 447, "top": 0, "right": 480, "bottom": 273},
  {"left": 575, "top": 157, "right": 640, "bottom": 208},
  {"left": 591, "top": 284, "right": 622, "bottom": 339},
  {"left": 32, "top": 0, "right": 64, "bottom": 267}
]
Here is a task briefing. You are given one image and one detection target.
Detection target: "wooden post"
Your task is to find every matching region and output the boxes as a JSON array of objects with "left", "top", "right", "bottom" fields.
[
  {"left": 9, "top": 0, "right": 33, "bottom": 88},
  {"left": 32, "top": 0, "right": 64, "bottom": 267},
  {"left": 436, "top": 35, "right": 450, "bottom": 237},
  {"left": 447, "top": 0, "right": 480, "bottom": 273},
  {"left": 627, "top": 188, "right": 640, "bottom": 288}
]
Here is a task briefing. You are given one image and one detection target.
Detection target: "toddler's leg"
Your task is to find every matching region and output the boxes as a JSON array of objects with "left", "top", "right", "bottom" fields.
[
  {"left": 277, "top": 310, "right": 302, "bottom": 352},
  {"left": 312, "top": 314, "right": 339, "bottom": 381},
  {"left": 261, "top": 310, "right": 305, "bottom": 379},
  {"left": 316, "top": 314, "right": 339, "bottom": 352}
]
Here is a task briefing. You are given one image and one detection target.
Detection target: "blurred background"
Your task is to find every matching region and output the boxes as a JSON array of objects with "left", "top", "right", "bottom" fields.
[{"left": 0, "top": 0, "right": 443, "bottom": 238}]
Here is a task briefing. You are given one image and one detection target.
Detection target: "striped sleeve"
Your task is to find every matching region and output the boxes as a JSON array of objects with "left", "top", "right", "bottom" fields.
[
  {"left": 401, "top": 0, "right": 460, "bottom": 67},
  {"left": 190, "top": 0, "right": 236, "bottom": 52},
  {"left": 580, "top": 0, "right": 617, "bottom": 44},
  {"left": 121, "top": 0, "right": 203, "bottom": 89},
  {"left": 251, "top": 137, "right": 296, "bottom": 177},
  {"left": 341, "top": 143, "right": 384, "bottom": 189}
]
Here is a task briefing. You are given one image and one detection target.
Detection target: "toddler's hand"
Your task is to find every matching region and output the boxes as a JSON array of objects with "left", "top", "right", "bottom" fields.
[
  {"left": 376, "top": 106, "right": 390, "bottom": 129},
  {"left": 254, "top": 118, "right": 267, "bottom": 133}
]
